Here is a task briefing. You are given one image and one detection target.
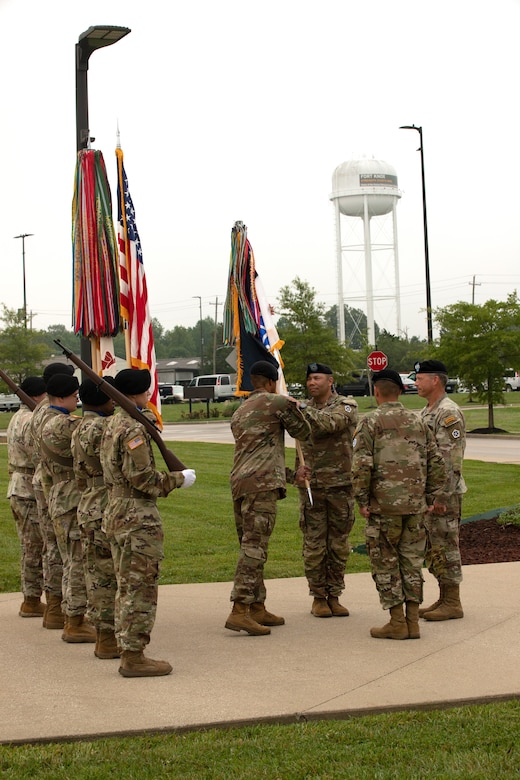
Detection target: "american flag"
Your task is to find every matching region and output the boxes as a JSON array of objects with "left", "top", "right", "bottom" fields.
[{"left": 116, "top": 147, "right": 161, "bottom": 423}]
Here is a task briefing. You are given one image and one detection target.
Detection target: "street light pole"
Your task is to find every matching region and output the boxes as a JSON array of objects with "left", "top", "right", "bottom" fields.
[
  {"left": 193, "top": 296, "right": 204, "bottom": 374},
  {"left": 13, "top": 233, "right": 34, "bottom": 329},
  {"left": 75, "top": 25, "right": 131, "bottom": 366},
  {"left": 400, "top": 124, "right": 433, "bottom": 345}
]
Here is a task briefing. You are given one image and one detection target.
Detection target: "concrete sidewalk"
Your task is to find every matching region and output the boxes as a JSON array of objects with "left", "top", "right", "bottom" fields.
[{"left": 1, "top": 562, "right": 519, "bottom": 745}]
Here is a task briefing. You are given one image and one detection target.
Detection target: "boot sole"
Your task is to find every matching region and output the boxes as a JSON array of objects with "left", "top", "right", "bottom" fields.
[
  {"left": 224, "top": 620, "right": 270, "bottom": 635},
  {"left": 62, "top": 635, "right": 96, "bottom": 643},
  {"left": 311, "top": 611, "right": 333, "bottom": 618},
  {"left": 118, "top": 666, "right": 172, "bottom": 677},
  {"left": 423, "top": 613, "right": 464, "bottom": 621},
  {"left": 19, "top": 612, "right": 45, "bottom": 618},
  {"left": 95, "top": 651, "right": 121, "bottom": 659}
]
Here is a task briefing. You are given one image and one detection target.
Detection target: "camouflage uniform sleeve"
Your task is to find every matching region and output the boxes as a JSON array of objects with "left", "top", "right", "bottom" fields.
[
  {"left": 351, "top": 418, "right": 373, "bottom": 508},
  {"left": 302, "top": 396, "right": 358, "bottom": 436},
  {"left": 121, "top": 425, "right": 184, "bottom": 497},
  {"left": 424, "top": 426, "right": 448, "bottom": 505},
  {"left": 434, "top": 408, "right": 465, "bottom": 495},
  {"left": 277, "top": 399, "right": 312, "bottom": 441}
]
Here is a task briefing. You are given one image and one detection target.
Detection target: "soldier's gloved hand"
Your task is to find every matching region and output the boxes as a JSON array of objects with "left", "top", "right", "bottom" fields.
[{"left": 181, "top": 468, "right": 196, "bottom": 488}]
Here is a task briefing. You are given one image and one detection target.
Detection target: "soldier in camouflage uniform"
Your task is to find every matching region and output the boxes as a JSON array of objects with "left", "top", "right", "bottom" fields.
[
  {"left": 225, "top": 360, "right": 311, "bottom": 636},
  {"left": 30, "top": 362, "right": 75, "bottom": 629},
  {"left": 292, "top": 362, "right": 358, "bottom": 618},
  {"left": 6, "top": 376, "right": 47, "bottom": 617},
  {"left": 415, "top": 359, "right": 466, "bottom": 621},
  {"left": 100, "top": 368, "right": 196, "bottom": 678},
  {"left": 352, "top": 369, "right": 446, "bottom": 640},
  {"left": 71, "top": 377, "right": 119, "bottom": 659},
  {"left": 40, "top": 372, "right": 95, "bottom": 643}
]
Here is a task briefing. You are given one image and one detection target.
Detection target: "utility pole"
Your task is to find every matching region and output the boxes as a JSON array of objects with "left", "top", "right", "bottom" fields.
[
  {"left": 209, "top": 297, "right": 223, "bottom": 373},
  {"left": 469, "top": 275, "right": 481, "bottom": 304}
]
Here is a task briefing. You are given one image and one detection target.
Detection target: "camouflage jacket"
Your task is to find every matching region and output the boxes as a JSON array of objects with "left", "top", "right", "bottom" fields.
[
  {"left": 40, "top": 408, "right": 82, "bottom": 517},
  {"left": 296, "top": 393, "right": 358, "bottom": 489},
  {"left": 420, "top": 395, "right": 467, "bottom": 496},
  {"left": 6, "top": 404, "right": 35, "bottom": 499},
  {"left": 230, "top": 390, "right": 311, "bottom": 500},
  {"left": 29, "top": 397, "right": 51, "bottom": 493},
  {"left": 71, "top": 410, "right": 110, "bottom": 521},
  {"left": 352, "top": 401, "right": 447, "bottom": 514}
]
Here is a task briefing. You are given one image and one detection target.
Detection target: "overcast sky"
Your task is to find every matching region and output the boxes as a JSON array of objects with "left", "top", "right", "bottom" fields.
[{"left": 1, "top": 0, "right": 519, "bottom": 344}]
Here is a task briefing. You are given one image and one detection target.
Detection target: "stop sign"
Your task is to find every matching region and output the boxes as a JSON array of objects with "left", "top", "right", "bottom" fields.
[{"left": 367, "top": 351, "right": 388, "bottom": 371}]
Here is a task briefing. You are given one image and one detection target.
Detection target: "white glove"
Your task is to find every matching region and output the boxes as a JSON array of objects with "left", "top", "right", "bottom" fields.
[{"left": 181, "top": 468, "right": 196, "bottom": 488}]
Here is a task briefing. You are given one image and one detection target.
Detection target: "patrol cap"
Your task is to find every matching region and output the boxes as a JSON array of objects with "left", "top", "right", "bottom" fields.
[
  {"left": 114, "top": 368, "right": 151, "bottom": 395},
  {"left": 20, "top": 376, "right": 46, "bottom": 396},
  {"left": 414, "top": 359, "right": 448, "bottom": 374},
  {"left": 372, "top": 368, "right": 404, "bottom": 391},
  {"left": 46, "top": 374, "right": 80, "bottom": 398},
  {"left": 79, "top": 376, "right": 116, "bottom": 406},
  {"left": 250, "top": 361, "right": 278, "bottom": 382},
  {"left": 306, "top": 362, "right": 333, "bottom": 377},
  {"left": 43, "top": 362, "right": 75, "bottom": 383}
]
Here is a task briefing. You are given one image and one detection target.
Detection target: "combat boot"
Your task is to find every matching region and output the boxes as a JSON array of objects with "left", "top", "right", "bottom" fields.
[
  {"left": 311, "top": 597, "right": 332, "bottom": 618},
  {"left": 405, "top": 601, "right": 421, "bottom": 639},
  {"left": 43, "top": 594, "right": 65, "bottom": 629},
  {"left": 370, "top": 604, "right": 409, "bottom": 640},
  {"left": 327, "top": 596, "right": 350, "bottom": 617},
  {"left": 119, "top": 650, "right": 172, "bottom": 678},
  {"left": 62, "top": 615, "right": 97, "bottom": 643},
  {"left": 225, "top": 602, "right": 271, "bottom": 635},
  {"left": 250, "top": 602, "right": 285, "bottom": 626},
  {"left": 95, "top": 629, "right": 120, "bottom": 659},
  {"left": 418, "top": 584, "right": 444, "bottom": 617},
  {"left": 19, "top": 596, "right": 45, "bottom": 618},
  {"left": 423, "top": 584, "right": 463, "bottom": 621}
]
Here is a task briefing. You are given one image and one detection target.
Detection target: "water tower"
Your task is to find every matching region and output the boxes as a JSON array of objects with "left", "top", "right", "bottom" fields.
[{"left": 330, "top": 157, "right": 402, "bottom": 347}]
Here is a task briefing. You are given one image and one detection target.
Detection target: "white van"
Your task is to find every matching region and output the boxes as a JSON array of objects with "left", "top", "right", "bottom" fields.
[{"left": 188, "top": 374, "right": 237, "bottom": 401}]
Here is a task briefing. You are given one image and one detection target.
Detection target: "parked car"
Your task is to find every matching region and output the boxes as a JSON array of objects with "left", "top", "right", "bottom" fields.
[
  {"left": 400, "top": 374, "right": 418, "bottom": 393},
  {"left": 187, "top": 374, "right": 237, "bottom": 401},
  {"left": 336, "top": 371, "right": 371, "bottom": 397},
  {"left": 158, "top": 383, "right": 184, "bottom": 404},
  {"left": 0, "top": 393, "right": 21, "bottom": 412},
  {"left": 503, "top": 370, "right": 520, "bottom": 392}
]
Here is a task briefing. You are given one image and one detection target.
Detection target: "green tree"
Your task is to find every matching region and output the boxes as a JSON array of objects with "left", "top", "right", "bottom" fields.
[
  {"left": 277, "top": 277, "right": 355, "bottom": 385},
  {"left": 0, "top": 306, "right": 48, "bottom": 387},
  {"left": 376, "top": 330, "right": 429, "bottom": 372},
  {"left": 435, "top": 293, "right": 520, "bottom": 430}
]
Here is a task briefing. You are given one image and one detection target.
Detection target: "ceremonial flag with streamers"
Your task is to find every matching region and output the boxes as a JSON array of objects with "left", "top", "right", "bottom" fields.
[
  {"left": 223, "top": 221, "right": 286, "bottom": 395},
  {"left": 116, "top": 146, "right": 161, "bottom": 423}
]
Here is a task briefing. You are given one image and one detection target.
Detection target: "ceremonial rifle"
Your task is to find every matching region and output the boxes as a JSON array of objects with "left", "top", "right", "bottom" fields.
[
  {"left": 0, "top": 368, "right": 37, "bottom": 411},
  {"left": 53, "top": 340, "right": 186, "bottom": 472}
]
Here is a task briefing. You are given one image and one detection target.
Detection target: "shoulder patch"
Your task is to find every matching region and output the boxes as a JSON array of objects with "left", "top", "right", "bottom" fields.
[
  {"left": 443, "top": 415, "right": 458, "bottom": 426},
  {"left": 127, "top": 436, "right": 145, "bottom": 450}
]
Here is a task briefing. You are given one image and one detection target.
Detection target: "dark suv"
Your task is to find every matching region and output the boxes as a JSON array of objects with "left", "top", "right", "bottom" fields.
[{"left": 336, "top": 371, "right": 371, "bottom": 397}]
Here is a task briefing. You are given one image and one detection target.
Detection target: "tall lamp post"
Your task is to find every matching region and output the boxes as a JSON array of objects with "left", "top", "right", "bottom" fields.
[
  {"left": 400, "top": 124, "right": 433, "bottom": 345},
  {"left": 13, "top": 233, "right": 34, "bottom": 329},
  {"left": 193, "top": 296, "right": 204, "bottom": 374},
  {"left": 76, "top": 25, "right": 131, "bottom": 366}
]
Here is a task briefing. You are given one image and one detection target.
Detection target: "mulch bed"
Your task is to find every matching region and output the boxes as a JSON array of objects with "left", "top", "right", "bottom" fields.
[{"left": 460, "top": 518, "right": 520, "bottom": 565}]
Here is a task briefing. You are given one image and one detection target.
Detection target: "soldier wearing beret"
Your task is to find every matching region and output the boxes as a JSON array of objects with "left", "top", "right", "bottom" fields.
[
  {"left": 352, "top": 368, "right": 446, "bottom": 640},
  {"left": 225, "top": 360, "right": 311, "bottom": 636},
  {"left": 6, "top": 377, "right": 47, "bottom": 618},
  {"left": 71, "top": 378, "right": 119, "bottom": 660},
  {"left": 100, "top": 368, "right": 196, "bottom": 677},
  {"left": 293, "top": 362, "right": 358, "bottom": 618},
  {"left": 414, "top": 359, "right": 466, "bottom": 621}
]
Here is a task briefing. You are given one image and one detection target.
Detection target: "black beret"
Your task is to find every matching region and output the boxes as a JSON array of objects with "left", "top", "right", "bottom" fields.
[
  {"left": 115, "top": 368, "right": 151, "bottom": 395},
  {"left": 46, "top": 374, "right": 80, "bottom": 398},
  {"left": 250, "top": 361, "right": 278, "bottom": 382},
  {"left": 372, "top": 368, "right": 404, "bottom": 391},
  {"left": 20, "top": 376, "right": 46, "bottom": 397},
  {"left": 79, "top": 376, "right": 116, "bottom": 406},
  {"left": 414, "top": 359, "right": 448, "bottom": 374},
  {"left": 43, "top": 362, "right": 75, "bottom": 382},
  {"left": 307, "top": 362, "right": 333, "bottom": 377}
]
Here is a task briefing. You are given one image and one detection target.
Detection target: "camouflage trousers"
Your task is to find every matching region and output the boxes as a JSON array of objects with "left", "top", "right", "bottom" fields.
[
  {"left": 231, "top": 490, "right": 278, "bottom": 604},
  {"left": 52, "top": 508, "right": 88, "bottom": 617},
  {"left": 365, "top": 512, "right": 426, "bottom": 609},
  {"left": 80, "top": 517, "right": 117, "bottom": 631},
  {"left": 298, "top": 486, "right": 354, "bottom": 598},
  {"left": 10, "top": 496, "right": 43, "bottom": 599},
  {"left": 424, "top": 495, "right": 463, "bottom": 585},
  {"left": 108, "top": 520, "right": 164, "bottom": 653},
  {"left": 33, "top": 481, "right": 63, "bottom": 597}
]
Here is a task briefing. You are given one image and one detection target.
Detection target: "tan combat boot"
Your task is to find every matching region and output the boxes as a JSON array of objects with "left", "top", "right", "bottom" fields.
[
  {"left": 418, "top": 584, "right": 444, "bottom": 617},
  {"left": 406, "top": 601, "right": 421, "bottom": 639},
  {"left": 423, "top": 584, "right": 463, "bottom": 621},
  {"left": 311, "top": 598, "right": 332, "bottom": 618},
  {"left": 19, "top": 596, "right": 45, "bottom": 618},
  {"left": 250, "top": 602, "right": 285, "bottom": 626},
  {"left": 225, "top": 602, "right": 271, "bottom": 635},
  {"left": 95, "top": 629, "right": 120, "bottom": 659},
  {"left": 62, "top": 615, "right": 97, "bottom": 643},
  {"left": 43, "top": 594, "right": 65, "bottom": 629},
  {"left": 327, "top": 596, "right": 350, "bottom": 617},
  {"left": 370, "top": 604, "right": 409, "bottom": 640},
  {"left": 119, "top": 650, "right": 172, "bottom": 678}
]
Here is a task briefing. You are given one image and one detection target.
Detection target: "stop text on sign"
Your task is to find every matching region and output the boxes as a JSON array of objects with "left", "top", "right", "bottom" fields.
[{"left": 367, "top": 351, "right": 388, "bottom": 370}]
